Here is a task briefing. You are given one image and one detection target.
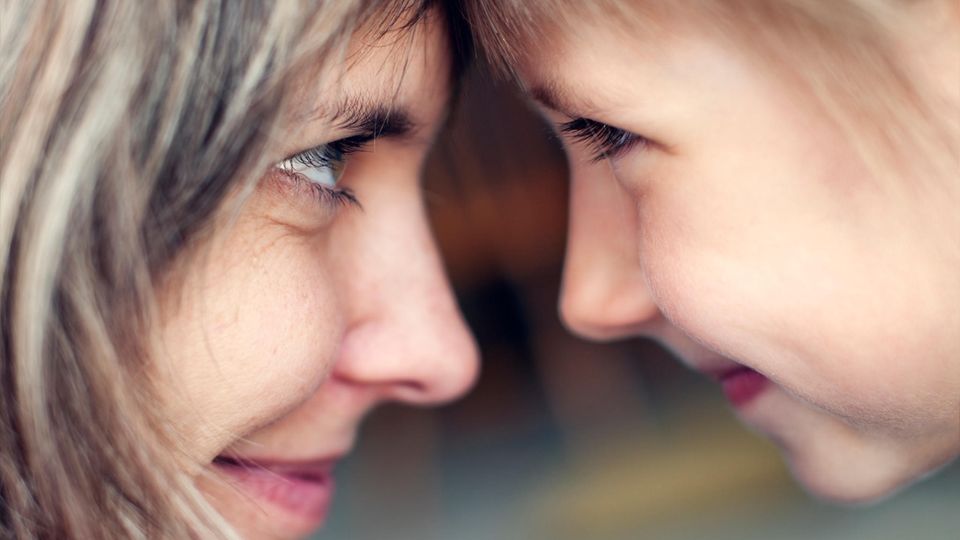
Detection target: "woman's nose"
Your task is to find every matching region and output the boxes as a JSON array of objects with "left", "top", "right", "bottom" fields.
[
  {"left": 330, "top": 186, "right": 479, "bottom": 405},
  {"left": 559, "top": 165, "right": 662, "bottom": 341}
]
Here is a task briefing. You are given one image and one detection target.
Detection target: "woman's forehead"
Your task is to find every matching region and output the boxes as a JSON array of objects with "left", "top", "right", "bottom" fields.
[
  {"left": 275, "top": 9, "right": 452, "bottom": 154},
  {"left": 346, "top": 15, "right": 450, "bottom": 111}
]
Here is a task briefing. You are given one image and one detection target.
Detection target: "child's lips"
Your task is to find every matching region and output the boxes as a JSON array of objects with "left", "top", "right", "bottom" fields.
[{"left": 715, "top": 366, "right": 770, "bottom": 407}]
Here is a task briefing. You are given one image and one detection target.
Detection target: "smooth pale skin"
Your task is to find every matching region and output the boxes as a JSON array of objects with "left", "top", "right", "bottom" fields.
[
  {"left": 154, "top": 13, "right": 479, "bottom": 539},
  {"left": 519, "top": 7, "right": 960, "bottom": 502}
]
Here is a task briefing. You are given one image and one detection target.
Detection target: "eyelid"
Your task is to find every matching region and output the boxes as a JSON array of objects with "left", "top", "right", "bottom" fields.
[
  {"left": 559, "top": 117, "right": 648, "bottom": 162},
  {"left": 274, "top": 166, "right": 361, "bottom": 209}
]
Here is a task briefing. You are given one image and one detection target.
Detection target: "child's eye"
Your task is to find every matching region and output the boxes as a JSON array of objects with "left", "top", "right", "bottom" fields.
[{"left": 560, "top": 117, "right": 649, "bottom": 162}]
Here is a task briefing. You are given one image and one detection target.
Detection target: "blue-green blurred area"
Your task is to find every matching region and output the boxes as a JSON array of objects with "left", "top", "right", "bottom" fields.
[{"left": 313, "top": 66, "right": 959, "bottom": 540}]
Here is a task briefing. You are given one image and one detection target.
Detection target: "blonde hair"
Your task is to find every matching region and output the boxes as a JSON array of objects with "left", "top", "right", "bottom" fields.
[
  {"left": 0, "top": 0, "right": 449, "bottom": 537},
  {"left": 466, "top": 0, "right": 959, "bottom": 200}
]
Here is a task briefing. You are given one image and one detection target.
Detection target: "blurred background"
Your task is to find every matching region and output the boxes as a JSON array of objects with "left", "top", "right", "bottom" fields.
[{"left": 315, "top": 64, "right": 960, "bottom": 540}]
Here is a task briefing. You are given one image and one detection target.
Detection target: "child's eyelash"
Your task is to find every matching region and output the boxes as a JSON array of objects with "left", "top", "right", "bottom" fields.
[{"left": 560, "top": 118, "right": 647, "bottom": 161}]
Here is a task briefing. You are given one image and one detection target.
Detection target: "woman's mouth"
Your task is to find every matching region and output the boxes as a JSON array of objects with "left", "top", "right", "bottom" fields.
[
  {"left": 212, "top": 454, "right": 338, "bottom": 527},
  {"left": 716, "top": 366, "right": 769, "bottom": 407}
]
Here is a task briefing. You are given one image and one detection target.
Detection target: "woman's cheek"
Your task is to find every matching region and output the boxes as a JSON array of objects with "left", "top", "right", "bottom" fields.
[
  {"left": 216, "top": 222, "right": 345, "bottom": 425},
  {"left": 156, "top": 213, "right": 343, "bottom": 460}
]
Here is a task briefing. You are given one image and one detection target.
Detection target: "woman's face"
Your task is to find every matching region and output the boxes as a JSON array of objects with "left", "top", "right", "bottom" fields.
[
  {"left": 154, "top": 13, "right": 478, "bottom": 539},
  {"left": 516, "top": 15, "right": 960, "bottom": 501}
]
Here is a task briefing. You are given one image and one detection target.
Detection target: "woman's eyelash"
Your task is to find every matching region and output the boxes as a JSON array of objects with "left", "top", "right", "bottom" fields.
[
  {"left": 292, "top": 135, "right": 371, "bottom": 168},
  {"left": 278, "top": 134, "right": 375, "bottom": 209},
  {"left": 275, "top": 108, "right": 413, "bottom": 211},
  {"left": 559, "top": 118, "right": 646, "bottom": 161},
  {"left": 277, "top": 170, "right": 360, "bottom": 208}
]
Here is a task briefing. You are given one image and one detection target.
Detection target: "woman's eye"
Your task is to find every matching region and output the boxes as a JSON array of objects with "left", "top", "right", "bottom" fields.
[
  {"left": 559, "top": 117, "right": 648, "bottom": 162},
  {"left": 273, "top": 138, "right": 367, "bottom": 208},
  {"left": 277, "top": 145, "right": 347, "bottom": 188}
]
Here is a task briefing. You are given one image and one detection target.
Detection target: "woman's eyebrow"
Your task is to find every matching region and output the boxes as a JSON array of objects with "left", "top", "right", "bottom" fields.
[{"left": 330, "top": 95, "right": 415, "bottom": 138}]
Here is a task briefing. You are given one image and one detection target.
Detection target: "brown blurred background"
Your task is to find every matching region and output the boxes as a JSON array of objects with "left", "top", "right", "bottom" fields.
[{"left": 314, "top": 64, "right": 959, "bottom": 540}]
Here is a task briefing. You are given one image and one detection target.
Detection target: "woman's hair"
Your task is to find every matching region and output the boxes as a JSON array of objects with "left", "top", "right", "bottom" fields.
[
  {"left": 0, "top": 0, "right": 466, "bottom": 537},
  {"left": 465, "top": 0, "right": 958, "bottom": 195}
]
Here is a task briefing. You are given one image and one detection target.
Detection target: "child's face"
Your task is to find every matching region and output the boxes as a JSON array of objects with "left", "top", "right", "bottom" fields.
[{"left": 518, "top": 17, "right": 960, "bottom": 501}]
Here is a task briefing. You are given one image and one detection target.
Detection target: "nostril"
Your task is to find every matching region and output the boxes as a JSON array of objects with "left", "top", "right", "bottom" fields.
[
  {"left": 381, "top": 358, "right": 478, "bottom": 406},
  {"left": 382, "top": 380, "right": 432, "bottom": 403}
]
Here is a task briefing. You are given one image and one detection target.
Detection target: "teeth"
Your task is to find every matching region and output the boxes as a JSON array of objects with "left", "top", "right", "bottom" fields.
[
  {"left": 213, "top": 455, "right": 242, "bottom": 467},
  {"left": 273, "top": 464, "right": 330, "bottom": 483},
  {"left": 293, "top": 471, "right": 325, "bottom": 482},
  {"left": 214, "top": 456, "right": 331, "bottom": 484}
]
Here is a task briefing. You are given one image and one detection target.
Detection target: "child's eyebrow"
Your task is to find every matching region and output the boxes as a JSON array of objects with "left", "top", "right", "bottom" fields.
[{"left": 527, "top": 78, "right": 593, "bottom": 118}]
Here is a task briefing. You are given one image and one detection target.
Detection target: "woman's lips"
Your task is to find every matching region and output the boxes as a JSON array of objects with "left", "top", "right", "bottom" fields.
[
  {"left": 716, "top": 366, "right": 769, "bottom": 407},
  {"left": 212, "top": 455, "right": 337, "bottom": 526}
]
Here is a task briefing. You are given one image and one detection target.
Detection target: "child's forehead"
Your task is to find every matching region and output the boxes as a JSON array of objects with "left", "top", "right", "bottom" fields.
[{"left": 466, "top": 0, "right": 684, "bottom": 76}]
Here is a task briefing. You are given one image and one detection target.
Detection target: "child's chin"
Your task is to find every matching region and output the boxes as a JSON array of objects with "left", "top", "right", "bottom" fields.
[{"left": 787, "top": 452, "right": 917, "bottom": 506}]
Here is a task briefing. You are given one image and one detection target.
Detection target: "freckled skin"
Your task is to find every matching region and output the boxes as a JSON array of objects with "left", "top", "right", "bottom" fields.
[
  {"left": 523, "top": 9, "right": 960, "bottom": 502},
  {"left": 154, "top": 14, "right": 478, "bottom": 539}
]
